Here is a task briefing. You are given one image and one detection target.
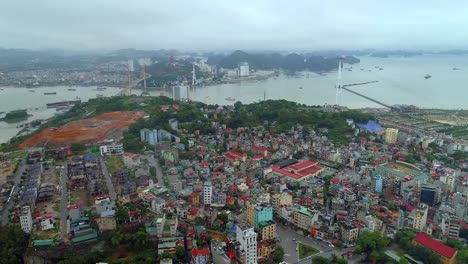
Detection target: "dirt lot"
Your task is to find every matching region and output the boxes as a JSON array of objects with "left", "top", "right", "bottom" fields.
[{"left": 19, "top": 111, "right": 146, "bottom": 149}]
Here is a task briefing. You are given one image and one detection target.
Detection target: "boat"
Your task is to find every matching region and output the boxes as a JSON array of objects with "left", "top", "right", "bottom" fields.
[
  {"left": 29, "top": 90, "right": 35, "bottom": 92},
  {"left": 225, "top": 97, "right": 236, "bottom": 101},
  {"left": 424, "top": 74, "right": 432, "bottom": 79},
  {"left": 96, "top": 94, "right": 104, "bottom": 98},
  {"left": 379, "top": 67, "right": 383, "bottom": 70},
  {"left": 46, "top": 98, "right": 81, "bottom": 108},
  {"left": 453, "top": 67, "right": 460, "bottom": 71},
  {"left": 68, "top": 88, "right": 76, "bottom": 91},
  {"left": 44, "top": 92, "right": 57, "bottom": 95},
  {"left": 298, "top": 86, "right": 303, "bottom": 89}
]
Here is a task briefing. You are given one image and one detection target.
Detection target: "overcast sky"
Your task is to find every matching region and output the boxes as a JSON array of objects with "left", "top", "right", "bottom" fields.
[{"left": 1, "top": 0, "right": 468, "bottom": 51}]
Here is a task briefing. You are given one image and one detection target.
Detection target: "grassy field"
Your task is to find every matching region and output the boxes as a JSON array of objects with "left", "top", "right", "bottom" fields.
[
  {"left": 298, "top": 242, "right": 320, "bottom": 259},
  {"left": 106, "top": 156, "right": 125, "bottom": 174}
]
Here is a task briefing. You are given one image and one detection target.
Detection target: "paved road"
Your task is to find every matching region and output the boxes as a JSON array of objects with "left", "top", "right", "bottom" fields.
[
  {"left": 59, "top": 165, "right": 69, "bottom": 238},
  {"left": 99, "top": 157, "right": 117, "bottom": 201},
  {"left": 1, "top": 159, "right": 26, "bottom": 226},
  {"left": 276, "top": 224, "right": 359, "bottom": 264},
  {"left": 146, "top": 155, "right": 164, "bottom": 185}
]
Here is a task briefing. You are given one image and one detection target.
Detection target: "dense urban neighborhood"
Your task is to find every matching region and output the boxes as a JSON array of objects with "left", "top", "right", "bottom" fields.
[{"left": 0, "top": 96, "right": 467, "bottom": 264}]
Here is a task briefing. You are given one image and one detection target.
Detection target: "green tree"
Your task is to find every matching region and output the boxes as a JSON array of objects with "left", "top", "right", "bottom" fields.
[
  {"left": 457, "top": 249, "right": 468, "bottom": 264},
  {"left": 394, "top": 229, "right": 415, "bottom": 251},
  {"left": 0, "top": 225, "right": 28, "bottom": 264},
  {"left": 273, "top": 245, "right": 285, "bottom": 262},
  {"left": 355, "top": 231, "right": 390, "bottom": 260},
  {"left": 176, "top": 245, "right": 186, "bottom": 259},
  {"left": 399, "top": 257, "right": 409, "bottom": 264},
  {"left": 70, "top": 143, "right": 86, "bottom": 152}
]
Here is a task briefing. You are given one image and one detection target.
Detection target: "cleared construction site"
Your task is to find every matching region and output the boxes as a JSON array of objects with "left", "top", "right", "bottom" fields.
[{"left": 19, "top": 111, "right": 146, "bottom": 149}]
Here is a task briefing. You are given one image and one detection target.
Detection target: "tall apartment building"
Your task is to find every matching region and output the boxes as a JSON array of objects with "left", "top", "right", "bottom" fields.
[
  {"left": 203, "top": 181, "right": 212, "bottom": 205},
  {"left": 246, "top": 203, "right": 273, "bottom": 229},
  {"left": 412, "top": 203, "right": 428, "bottom": 231},
  {"left": 20, "top": 206, "right": 32, "bottom": 233},
  {"left": 140, "top": 128, "right": 158, "bottom": 145},
  {"left": 292, "top": 206, "right": 318, "bottom": 230},
  {"left": 236, "top": 221, "right": 257, "bottom": 264},
  {"left": 441, "top": 214, "right": 460, "bottom": 238},
  {"left": 420, "top": 183, "right": 439, "bottom": 206}
]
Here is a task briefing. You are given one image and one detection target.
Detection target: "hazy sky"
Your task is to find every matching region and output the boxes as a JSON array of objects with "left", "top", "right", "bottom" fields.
[{"left": 1, "top": 0, "right": 468, "bottom": 51}]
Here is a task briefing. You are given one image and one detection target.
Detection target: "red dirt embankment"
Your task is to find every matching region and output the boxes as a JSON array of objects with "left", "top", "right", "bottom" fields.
[{"left": 19, "top": 111, "right": 146, "bottom": 149}]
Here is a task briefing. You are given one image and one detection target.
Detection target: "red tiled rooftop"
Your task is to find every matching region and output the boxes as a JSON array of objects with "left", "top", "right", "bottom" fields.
[
  {"left": 414, "top": 232, "right": 457, "bottom": 258},
  {"left": 192, "top": 247, "right": 210, "bottom": 257},
  {"left": 289, "top": 160, "right": 317, "bottom": 171},
  {"left": 251, "top": 145, "right": 268, "bottom": 152}
]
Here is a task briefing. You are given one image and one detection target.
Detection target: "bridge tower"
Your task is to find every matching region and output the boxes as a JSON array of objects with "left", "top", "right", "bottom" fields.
[
  {"left": 126, "top": 59, "right": 134, "bottom": 96},
  {"left": 192, "top": 64, "right": 196, "bottom": 86},
  {"left": 335, "top": 57, "right": 344, "bottom": 105}
]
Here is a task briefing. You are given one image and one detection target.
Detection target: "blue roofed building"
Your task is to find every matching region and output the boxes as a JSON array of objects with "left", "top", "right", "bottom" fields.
[{"left": 357, "top": 120, "right": 384, "bottom": 134}]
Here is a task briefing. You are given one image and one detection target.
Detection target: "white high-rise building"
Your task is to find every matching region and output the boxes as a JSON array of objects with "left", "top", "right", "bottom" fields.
[
  {"left": 140, "top": 128, "right": 158, "bottom": 145},
  {"left": 203, "top": 181, "right": 212, "bottom": 205},
  {"left": 239, "top": 62, "right": 250, "bottom": 77},
  {"left": 236, "top": 221, "right": 257, "bottom": 264},
  {"left": 20, "top": 206, "right": 32, "bottom": 233}
]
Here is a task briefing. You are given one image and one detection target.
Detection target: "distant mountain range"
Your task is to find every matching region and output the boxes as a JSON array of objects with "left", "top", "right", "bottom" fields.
[{"left": 207, "top": 50, "right": 360, "bottom": 72}]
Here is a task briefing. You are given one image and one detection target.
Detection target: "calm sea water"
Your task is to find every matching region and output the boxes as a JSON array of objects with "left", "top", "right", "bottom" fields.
[
  {"left": 0, "top": 55, "right": 467, "bottom": 144},
  {"left": 191, "top": 55, "right": 468, "bottom": 109}
]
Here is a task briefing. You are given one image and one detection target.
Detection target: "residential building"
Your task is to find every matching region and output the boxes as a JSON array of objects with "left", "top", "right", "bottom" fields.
[
  {"left": 412, "top": 203, "right": 428, "bottom": 232},
  {"left": 191, "top": 248, "right": 210, "bottom": 264},
  {"left": 238, "top": 62, "right": 249, "bottom": 77},
  {"left": 99, "top": 143, "right": 124, "bottom": 156},
  {"left": 247, "top": 203, "right": 273, "bottom": 229},
  {"left": 292, "top": 206, "right": 318, "bottom": 230},
  {"left": 258, "top": 220, "right": 276, "bottom": 241},
  {"left": 340, "top": 222, "right": 359, "bottom": 243},
  {"left": 168, "top": 119, "right": 178, "bottom": 130},
  {"left": 20, "top": 206, "right": 32, "bottom": 233},
  {"left": 203, "top": 181, "right": 212, "bottom": 205},
  {"left": 413, "top": 232, "right": 457, "bottom": 264},
  {"left": 236, "top": 221, "right": 257, "bottom": 264},
  {"left": 441, "top": 214, "right": 460, "bottom": 238},
  {"left": 140, "top": 128, "right": 158, "bottom": 145},
  {"left": 385, "top": 128, "right": 399, "bottom": 144},
  {"left": 271, "top": 192, "right": 293, "bottom": 214},
  {"left": 420, "top": 183, "right": 439, "bottom": 206}
]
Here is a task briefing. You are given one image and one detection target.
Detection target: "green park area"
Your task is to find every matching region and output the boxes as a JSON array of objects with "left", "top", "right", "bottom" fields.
[{"left": 298, "top": 242, "right": 320, "bottom": 259}]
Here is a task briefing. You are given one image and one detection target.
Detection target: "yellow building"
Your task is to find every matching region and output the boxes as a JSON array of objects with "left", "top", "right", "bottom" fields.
[
  {"left": 412, "top": 203, "right": 428, "bottom": 232},
  {"left": 340, "top": 223, "right": 359, "bottom": 242},
  {"left": 258, "top": 220, "right": 276, "bottom": 241},
  {"left": 246, "top": 202, "right": 255, "bottom": 227},
  {"left": 385, "top": 128, "right": 399, "bottom": 144},
  {"left": 413, "top": 232, "right": 458, "bottom": 264}
]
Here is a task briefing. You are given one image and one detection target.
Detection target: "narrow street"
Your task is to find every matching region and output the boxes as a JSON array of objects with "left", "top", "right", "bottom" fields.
[
  {"left": 59, "top": 165, "right": 68, "bottom": 238},
  {"left": 1, "top": 159, "right": 26, "bottom": 226},
  {"left": 99, "top": 157, "right": 117, "bottom": 201}
]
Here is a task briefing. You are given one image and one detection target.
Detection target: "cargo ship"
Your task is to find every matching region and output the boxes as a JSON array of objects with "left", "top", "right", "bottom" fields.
[
  {"left": 46, "top": 98, "right": 81, "bottom": 108},
  {"left": 44, "top": 92, "right": 57, "bottom": 95}
]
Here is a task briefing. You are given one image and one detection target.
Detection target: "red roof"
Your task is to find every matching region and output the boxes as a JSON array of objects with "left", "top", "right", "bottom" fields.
[
  {"left": 129, "top": 210, "right": 140, "bottom": 217},
  {"left": 289, "top": 160, "right": 317, "bottom": 171},
  {"left": 228, "top": 150, "right": 247, "bottom": 158},
  {"left": 251, "top": 145, "right": 268, "bottom": 152},
  {"left": 251, "top": 155, "right": 263, "bottom": 160},
  {"left": 414, "top": 232, "right": 457, "bottom": 258},
  {"left": 192, "top": 247, "right": 210, "bottom": 257}
]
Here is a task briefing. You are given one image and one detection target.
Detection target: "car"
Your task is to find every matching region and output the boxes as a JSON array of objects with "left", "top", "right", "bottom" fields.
[
  {"left": 292, "top": 238, "right": 296, "bottom": 241},
  {"left": 328, "top": 244, "right": 335, "bottom": 247}
]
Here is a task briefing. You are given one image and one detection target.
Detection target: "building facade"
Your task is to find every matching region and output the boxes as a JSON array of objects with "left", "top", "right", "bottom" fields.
[
  {"left": 20, "top": 206, "right": 32, "bottom": 233},
  {"left": 236, "top": 222, "right": 257, "bottom": 264},
  {"left": 203, "top": 181, "right": 212, "bottom": 205},
  {"left": 385, "top": 128, "right": 399, "bottom": 144}
]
